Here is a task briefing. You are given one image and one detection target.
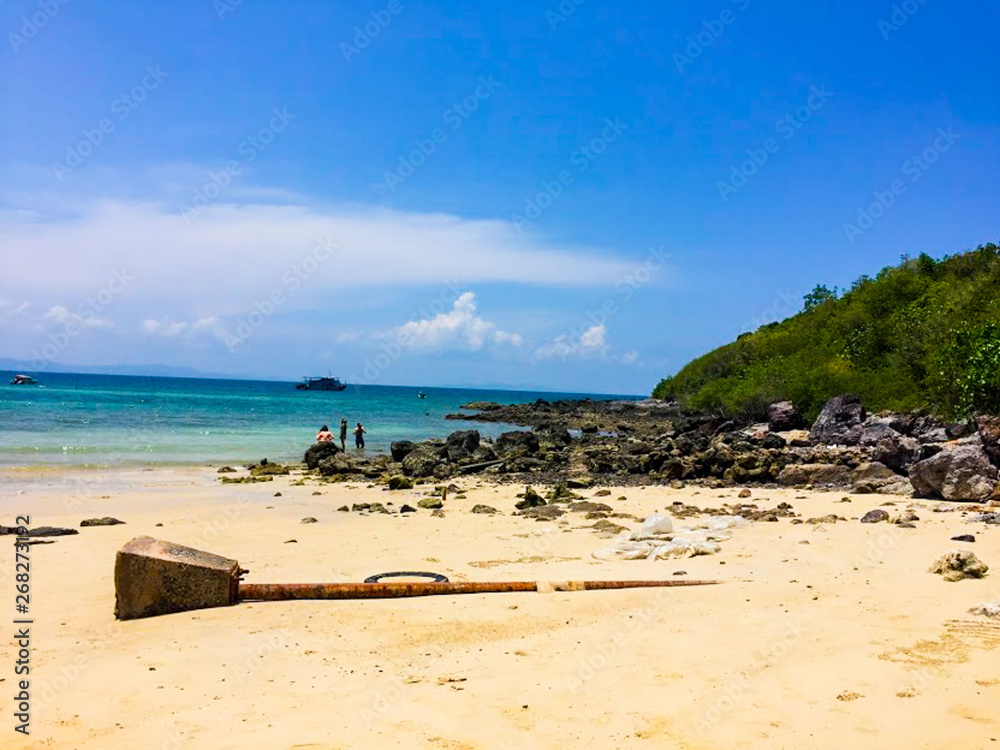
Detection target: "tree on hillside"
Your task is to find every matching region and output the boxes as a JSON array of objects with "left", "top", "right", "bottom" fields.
[{"left": 803, "top": 284, "right": 837, "bottom": 311}]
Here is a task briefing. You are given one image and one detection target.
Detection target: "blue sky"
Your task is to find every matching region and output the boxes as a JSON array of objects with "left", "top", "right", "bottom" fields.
[{"left": 0, "top": 0, "right": 997, "bottom": 394}]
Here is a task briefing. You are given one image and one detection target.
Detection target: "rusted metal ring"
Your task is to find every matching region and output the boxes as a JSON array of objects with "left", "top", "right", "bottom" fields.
[{"left": 364, "top": 571, "right": 449, "bottom": 584}]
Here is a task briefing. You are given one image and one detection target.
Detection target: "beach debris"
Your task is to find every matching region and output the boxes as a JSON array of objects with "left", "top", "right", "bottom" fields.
[
  {"left": 471, "top": 504, "right": 498, "bottom": 514},
  {"left": 112, "top": 536, "right": 720, "bottom": 619},
  {"left": 312, "top": 491, "right": 322, "bottom": 496},
  {"left": 969, "top": 603, "right": 1000, "bottom": 618},
  {"left": 929, "top": 550, "right": 989, "bottom": 582},
  {"left": 673, "top": 570, "right": 688, "bottom": 576},
  {"left": 861, "top": 509, "right": 890, "bottom": 524},
  {"left": 300, "top": 517, "right": 318, "bottom": 524},
  {"left": 418, "top": 497, "right": 443, "bottom": 510},
  {"left": 592, "top": 514, "right": 746, "bottom": 561},
  {"left": 274, "top": 492, "right": 282, "bottom": 497},
  {"left": 388, "top": 476, "right": 414, "bottom": 490},
  {"left": 951, "top": 534, "right": 976, "bottom": 543},
  {"left": 80, "top": 517, "right": 125, "bottom": 527},
  {"left": 285, "top": 539, "right": 297, "bottom": 544},
  {"left": 217, "top": 466, "right": 236, "bottom": 473}
]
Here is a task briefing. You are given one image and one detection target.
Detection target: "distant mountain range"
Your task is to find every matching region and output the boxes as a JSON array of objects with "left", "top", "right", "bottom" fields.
[{"left": 0, "top": 358, "right": 262, "bottom": 381}]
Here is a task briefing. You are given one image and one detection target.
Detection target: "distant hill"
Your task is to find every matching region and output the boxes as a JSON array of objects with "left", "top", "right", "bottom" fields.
[
  {"left": 0, "top": 359, "right": 247, "bottom": 381},
  {"left": 653, "top": 243, "right": 1000, "bottom": 421}
]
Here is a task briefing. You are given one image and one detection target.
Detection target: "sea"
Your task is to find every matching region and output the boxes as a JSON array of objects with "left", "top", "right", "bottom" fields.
[{"left": 0, "top": 372, "right": 638, "bottom": 468}]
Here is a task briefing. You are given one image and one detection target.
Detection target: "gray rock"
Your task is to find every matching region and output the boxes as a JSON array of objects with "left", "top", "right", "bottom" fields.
[
  {"left": 402, "top": 446, "right": 444, "bottom": 477},
  {"left": 390, "top": 441, "right": 418, "bottom": 462},
  {"left": 80, "top": 517, "right": 125, "bottom": 527},
  {"left": 304, "top": 441, "right": 342, "bottom": 470},
  {"left": 300, "top": 517, "right": 318, "bottom": 524},
  {"left": 768, "top": 401, "right": 805, "bottom": 431},
  {"left": 470, "top": 504, "right": 499, "bottom": 515},
  {"left": 387, "top": 476, "right": 414, "bottom": 490},
  {"left": 908, "top": 443, "right": 998, "bottom": 500},
  {"left": 446, "top": 430, "right": 481, "bottom": 462},
  {"left": 514, "top": 487, "right": 546, "bottom": 510},
  {"left": 777, "top": 463, "right": 853, "bottom": 486},
  {"left": 417, "top": 497, "right": 443, "bottom": 509},
  {"left": 976, "top": 415, "right": 1000, "bottom": 467},
  {"left": 809, "top": 394, "right": 866, "bottom": 446},
  {"left": 494, "top": 431, "right": 540, "bottom": 458},
  {"left": 860, "top": 509, "right": 890, "bottom": 524}
]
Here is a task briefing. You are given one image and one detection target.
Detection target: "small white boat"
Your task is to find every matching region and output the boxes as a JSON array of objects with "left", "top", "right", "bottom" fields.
[{"left": 10, "top": 374, "right": 37, "bottom": 385}]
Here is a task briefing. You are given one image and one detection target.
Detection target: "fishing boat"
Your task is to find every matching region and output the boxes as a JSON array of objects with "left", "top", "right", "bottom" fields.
[
  {"left": 10, "top": 374, "right": 37, "bottom": 385},
  {"left": 295, "top": 376, "right": 347, "bottom": 392}
]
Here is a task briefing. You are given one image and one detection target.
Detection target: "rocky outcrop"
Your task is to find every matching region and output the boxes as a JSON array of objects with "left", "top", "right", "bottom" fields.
[
  {"left": 809, "top": 394, "right": 866, "bottom": 446},
  {"left": 929, "top": 550, "right": 988, "bottom": 581},
  {"left": 909, "top": 442, "right": 999, "bottom": 501},
  {"left": 494, "top": 431, "right": 540, "bottom": 458},
  {"left": 859, "top": 423, "right": 920, "bottom": 474},
  {"left": 402, "top": 445, "right": 446, "bottom": 477},
  {"left": 446, "top": 430, "right": 480, "bottom": 462},
  {"left": 390, "top": 441, "right": 417, "bottom": 462},
  {"left": 777, "top": 463, "right": 853, "bottom": 487}
]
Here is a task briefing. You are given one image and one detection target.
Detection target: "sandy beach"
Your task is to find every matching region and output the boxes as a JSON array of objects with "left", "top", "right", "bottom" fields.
[{"left": 2, "top": 466, "right": 999, "bottom": 749}]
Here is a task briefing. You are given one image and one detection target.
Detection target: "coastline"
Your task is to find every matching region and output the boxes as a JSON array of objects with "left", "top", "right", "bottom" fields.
[{"left": 2, "top": 465, "right": 999, "bottom": 748}]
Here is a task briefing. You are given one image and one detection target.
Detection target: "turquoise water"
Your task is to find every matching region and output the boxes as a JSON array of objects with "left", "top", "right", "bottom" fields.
[{"left": 0, "top": 372, "right": 636, "bottom": 467}]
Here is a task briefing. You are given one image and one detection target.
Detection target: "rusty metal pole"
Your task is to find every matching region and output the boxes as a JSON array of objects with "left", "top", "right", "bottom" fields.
[{"left": 237, "top": 579, "right": 719, "bottom": 602}]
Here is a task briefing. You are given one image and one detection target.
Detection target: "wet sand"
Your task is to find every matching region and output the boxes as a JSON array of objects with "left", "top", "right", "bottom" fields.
[{"left": 1, "top": 466, "right": 999, "bottom": 749}]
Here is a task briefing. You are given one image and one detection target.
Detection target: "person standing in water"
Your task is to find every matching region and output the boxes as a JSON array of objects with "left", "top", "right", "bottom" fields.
[
  {"left": 339, "top": 418, "right": 348, "bottom": 451},
  {"left": 353, "top": 422, "right": 366, "bottom": 449}
]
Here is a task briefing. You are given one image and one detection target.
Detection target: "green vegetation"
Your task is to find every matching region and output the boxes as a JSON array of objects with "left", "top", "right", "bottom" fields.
[{"left": 653, "top": 244, "right": 1000, "bottom": 421}]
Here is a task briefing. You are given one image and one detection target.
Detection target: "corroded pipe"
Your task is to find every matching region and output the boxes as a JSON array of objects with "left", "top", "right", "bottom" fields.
[{"left": 238, "top": 579, "right": 719, "bottom": 602}]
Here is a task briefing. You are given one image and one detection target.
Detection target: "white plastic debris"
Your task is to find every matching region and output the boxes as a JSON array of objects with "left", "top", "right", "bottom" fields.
[
  {"left": 969, "top": 603, "right": 1000, "bottom": 618},
  {"left": 629, "top": 514, "right": 673, "bottom": 540},
  {"left": 593, "top": 513, "right": 738, "bottom": 561}
]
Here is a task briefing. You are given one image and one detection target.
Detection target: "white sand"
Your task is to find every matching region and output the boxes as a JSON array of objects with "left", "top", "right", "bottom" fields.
[{"left": 1, "top": 466, "right": 999, "bottom": 749}]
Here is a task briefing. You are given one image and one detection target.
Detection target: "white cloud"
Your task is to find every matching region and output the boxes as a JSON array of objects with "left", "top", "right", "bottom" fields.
[
  {"left": 0, "top": 196, "right": 636, "bottom": 314},
  {"left": 141, "top": 315, "right": 230, "bottom": 346},
  {"left": 38, "top": 305, "right": 113, "bottom": 330},
  {"left": 0, "top": 298, "right": 30, "bottom": 323},
  {"left": 535, "top": 324, "right": 609, "bottom": 361},
  {"left": 336, "top": 331, "right": 361, "bottom": 344},
  {"left": 396, "top": 292, "right": 522, "bottom": 351},
  {"left": 622, "top": 349, "right": 639, "bottom": 365}
]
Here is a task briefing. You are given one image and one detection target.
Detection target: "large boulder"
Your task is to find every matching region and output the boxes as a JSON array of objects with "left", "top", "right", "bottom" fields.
[
  {"left": 401, "top": 445, "right": 445, "bottom": 477},
  {"left": 305, "top": 442, "right": 341, "bottom": 470},
  {"left": 768, "top": 401, "right": 805, "bottom": 431},
  {"left": 390, "top": 441, "right": 418, "bottom": 462},
  {"left": 859, "top": 423, "right": 921, "bottom": 473},
  {"left": 317, "top": 454, "right": 355, "bottom": 476},
  {"left": 976, "top": 415, "right": 1000, "bottom": 467},
  {"left": 908, "top": 442, "right": 999, "bottom": 501},
  {"left": 494, "top": 431, "right": 540, "bottom": 458},
  {"left": 777, "top": 463, "right": 853, "bottom": 487},
  {"left": 809, "top": 394, "right": 866, "bottom": 446},
  {"left": 445, "top": 430, "right": 480, "bottom": 462}
]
